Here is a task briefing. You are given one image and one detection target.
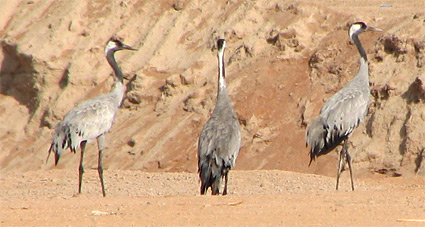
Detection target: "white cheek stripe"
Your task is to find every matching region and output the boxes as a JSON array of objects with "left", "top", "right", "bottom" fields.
[
  {"left": 105, "top": 41, "right": 117, "bottom": 55},
  {"left": 349, "top": 24, "right": 363, "bottom": 40}
]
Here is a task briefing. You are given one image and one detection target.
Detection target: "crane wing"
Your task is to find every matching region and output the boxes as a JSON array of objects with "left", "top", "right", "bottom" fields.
[
  {"left": 320, "top": 87, "right": 370, "bottom": 144},
  {"left": 198, "top": 115, "right": 241, "bottom": 170},
  {"left": 59, "top": 95, "right": 116, "bottom": 152},
  {"left": 64, "top": 97, "right": 117, "bottom": 140},
  {"left": 48, "top": 95, "right": 117, "bottom": 164}
]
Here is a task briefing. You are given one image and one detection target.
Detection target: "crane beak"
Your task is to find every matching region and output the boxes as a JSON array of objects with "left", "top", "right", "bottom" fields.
[
  {"left": 123, "top": 44, "right": 138, "bottom": 51},
  {"left": 367, "top": 26, "right": 383, "bottom": 32}
]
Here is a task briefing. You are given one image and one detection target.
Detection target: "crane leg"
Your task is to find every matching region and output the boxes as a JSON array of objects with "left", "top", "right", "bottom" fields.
[
  {"left": 211, "top": 179, "right": 220, "bottom": 195},
  {"left": 211, "top": 174, "right": 220, "bottom": 195},
  {"left": 97, "top": 135, "right": 106, "bottom": 197},
  {"left": 223, "top": 171, "right": 229, "bottom": 195},
  {"left": 336, "top": 139, "right": 348, "bottom": 190},
  {"left": 78, "top": 141, "right": 87, "bottom": 194},
  {"left": 346, "top": 148, "right": 355, "bottom": 191},
  {"left": 200, "top": 182, "right": 206, "bottom": 195},
  {"left": 199, "top": 163, "right": 209, "bottom": 195}
]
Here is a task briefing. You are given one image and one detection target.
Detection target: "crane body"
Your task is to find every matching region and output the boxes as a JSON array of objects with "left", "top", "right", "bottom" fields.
[
  {"left": 198, "top": 39, "right": 241, "bottom": 195},
  {"left": 306, "top": 22, "right": 381, "bottom": 190},
  {"left": 47, "top": 38, "right": 137, "bottom": 196}
]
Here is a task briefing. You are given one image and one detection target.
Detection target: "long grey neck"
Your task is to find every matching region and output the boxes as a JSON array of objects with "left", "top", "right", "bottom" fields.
[
  {"left": 106, "top": 51, "right": 124, "bottom": 82},
  {"left": 106, "top": 51, "right": 125, "bottom": 107},
  {"left": 352, "top": 34, "right": 367, "bottom": 62},
  {"left": 352, "top": 33, "right": 369, "bottom": 82},
  {"left": 217, "top": 50, "right": 227, "bottom": 96}
]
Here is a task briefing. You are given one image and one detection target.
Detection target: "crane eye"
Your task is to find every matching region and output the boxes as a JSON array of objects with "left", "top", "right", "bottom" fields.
[{"left": 115, "top": 40, "right": 124, "bottom": 47}]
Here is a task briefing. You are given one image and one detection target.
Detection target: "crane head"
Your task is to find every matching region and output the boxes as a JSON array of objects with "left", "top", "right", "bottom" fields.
[
  {"left": 217, "top": 39, "right": 226, "bottom": 54},
  {"left": 105, "top": 38, "right": 137, "bottom": 56},
  {"left": 349, "top": 22, "right": 382, "bottom": 40}
]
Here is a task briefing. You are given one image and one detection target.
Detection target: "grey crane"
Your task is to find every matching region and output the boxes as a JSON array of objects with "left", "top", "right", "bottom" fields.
[
  {"left": 306, "top": 22, "right": 381, "bottom": 191},
  {"left": 47, "top": 38, "right": 137, "bottom": 197},
  {"left": 198, "top": 39, "right": 241, "bottom": 195}
]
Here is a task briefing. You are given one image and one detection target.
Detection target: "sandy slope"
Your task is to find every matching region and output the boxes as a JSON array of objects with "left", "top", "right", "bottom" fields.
[{"left": 1, "top": 0, "right": 424, "bottom": 175}]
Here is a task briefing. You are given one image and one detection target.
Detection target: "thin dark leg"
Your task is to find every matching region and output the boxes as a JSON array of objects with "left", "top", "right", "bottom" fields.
[
  {"left": 200, "top": 175, "right": 209, "bottom": 195},
  {"left": 211, "top": 182, "right": 219, "bottom": 195},
  {"left": 97, "top": 135, "right": 106, "bottom": 197},
  {"left": 336, "top": 139, "right": 348, "bottom": 190},
  {"left": 200, "top": 182, "right": 206, "bottom": 195},
  {"left": 346, "top": 148, "right": 355, "bottom": 191},
  {"left": 200, "top": 173, "right": 207, "bottom": 195},
  {"left": 78, "top": 141, "right": 87, "bottom": 194},
  {"left": 211, "top": 175, "right": 220, "bottom": 195},
  {"left": 223, "top": 172, "right": 229, "bottom": 195}
]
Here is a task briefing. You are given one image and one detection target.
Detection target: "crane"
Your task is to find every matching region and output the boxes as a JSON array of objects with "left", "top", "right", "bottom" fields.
[
  {"left": 198, "top": 39, "right": 241, "bottom": 195},
  {"left": 306, "top": 22, "right": 381, "bottom": 190},
  {"left": 47, "top": 38, "right": 137, "bottom": 196}
]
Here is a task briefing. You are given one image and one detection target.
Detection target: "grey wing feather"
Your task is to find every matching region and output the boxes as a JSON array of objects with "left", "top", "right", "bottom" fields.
[
  {"left": 306, "top": 85, "right": 370, "bottom": 162},
  {"left": 320, "top": 87, "right": 370, "bottom": 142},
  {"left": 305, "top": 116, "right": 326, "bottom": 162},
  {"left": 66, "top": 97, "right": 117, "bottom": 139},
  {"left": 198, "top": 114, "right": 241, "bottom": 170},
  {"left": 49, "top": 94, "right": 117, "bottom": 163}
]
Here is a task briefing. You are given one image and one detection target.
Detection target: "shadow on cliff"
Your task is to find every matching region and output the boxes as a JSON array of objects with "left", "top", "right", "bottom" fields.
[{"left": 1, "top": 41, "right": 40, "bottom": 115}]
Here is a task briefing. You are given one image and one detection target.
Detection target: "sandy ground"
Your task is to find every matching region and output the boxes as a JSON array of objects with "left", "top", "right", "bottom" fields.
[{"left": 1, "top": 169, "right": 425, "bottom": 226}]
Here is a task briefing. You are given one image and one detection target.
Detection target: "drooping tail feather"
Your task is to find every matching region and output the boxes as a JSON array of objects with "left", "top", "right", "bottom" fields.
[
  {"left": 199, "top": 154, "right": 214, "bottom": 195},
  {"left": 47, "top": 123, "right": 75, "bottom": 165},
  {"left": 46, "top": 141, "right": 63, "bottom": 166},
  {"left": 306, "top": 116, "right": 347, "bottom": 165},
  {"left": 199, "top": 154, "right": 226, "bottom": 195},
  {"left": 46, "top": 143, "right": 53, "bottom": 164},
  {"left": 306, "top": 117, "right": 326, "bottom": 165}
]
